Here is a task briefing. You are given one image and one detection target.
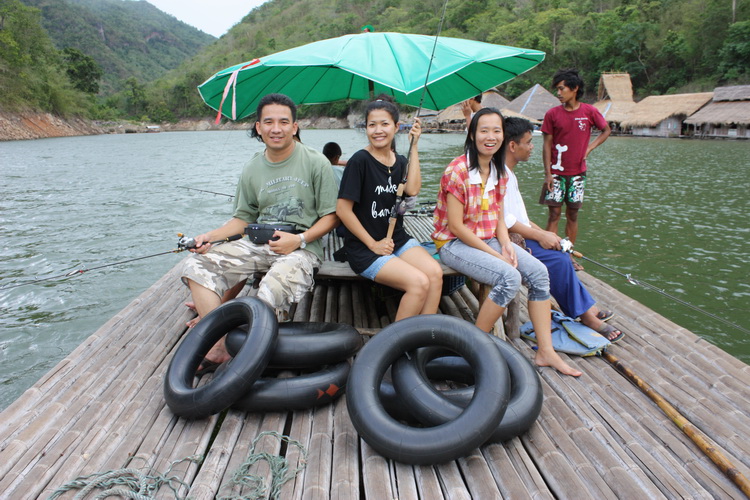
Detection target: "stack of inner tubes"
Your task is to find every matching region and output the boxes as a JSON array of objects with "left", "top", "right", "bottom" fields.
[
  {"left": 163, "top": 297, "right": 362, "bottom": 419},
  {"left": 347, "top": 314, "right": 543, "bottom": 465}
]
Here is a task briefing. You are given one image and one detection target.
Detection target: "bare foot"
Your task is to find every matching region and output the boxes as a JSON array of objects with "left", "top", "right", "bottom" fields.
[
  {"left": 535, "top": 349, "right": 582, "bottom": 377},
  {"left": 184, "top": 301, "right": 197, "bottom": 311},
  {"left": 205, "top": 336, "right": 231, "bottom": 364},
  {"left": 186, "top": 316, "right": 201, "bottom": 328}
]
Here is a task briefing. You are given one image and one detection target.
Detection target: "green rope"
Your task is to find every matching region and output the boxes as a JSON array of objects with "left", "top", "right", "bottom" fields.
[
  {"left": 46, "top": 432, "right": 307, "bottom": 500},
  {"left": 217, "top": 431, "right": 308, "bottom": 500},
  {"left": 46, "top": 455, "right": 203, "bottom": 500}
]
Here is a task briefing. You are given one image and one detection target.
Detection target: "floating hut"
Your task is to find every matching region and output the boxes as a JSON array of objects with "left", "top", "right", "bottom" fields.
[
  {"left": 1, "top": 217, "right": 749, "bottom": 498},
  {"left": 594, "top": 73, "right": 637, "bottom": 131},
  {"left": 504, "top": 84, "right": 559, "bottom": 121},
  {"left": 436, "top": 89, "right": 511, "bottom": 127},
  {"left": 620, "top": 92, "right": 713, "bottom": 137},
  {"left": 684, "top": 85, "right": 750, "bottom": 138}
]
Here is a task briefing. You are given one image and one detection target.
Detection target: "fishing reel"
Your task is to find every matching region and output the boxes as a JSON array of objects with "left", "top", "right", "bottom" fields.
[
  {"left": 177, "top": 233, "right": 198, "bottom": 250},
  {"left": 560, "top": 237, "right": 574, "bottom": 254}
]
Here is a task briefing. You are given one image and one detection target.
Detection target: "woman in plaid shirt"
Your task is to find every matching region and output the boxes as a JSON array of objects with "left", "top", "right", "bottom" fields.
[{"left": 432, "top": 108, "right": 581, "bottom": 377}]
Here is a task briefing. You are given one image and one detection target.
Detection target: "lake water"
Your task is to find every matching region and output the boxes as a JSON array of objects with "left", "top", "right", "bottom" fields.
[{"left": 1, "top": 130, "right": 748, "bottom": 410}]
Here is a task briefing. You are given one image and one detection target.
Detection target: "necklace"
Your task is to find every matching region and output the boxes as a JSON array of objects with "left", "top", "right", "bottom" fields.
[{"left": 367, "top": 147, "right": 394, "bottom": 174}]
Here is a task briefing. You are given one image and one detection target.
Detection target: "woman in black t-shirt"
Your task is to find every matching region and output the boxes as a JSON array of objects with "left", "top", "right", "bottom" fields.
[{"left": 336, "top": 97, "right": 443, "bottom": 320}]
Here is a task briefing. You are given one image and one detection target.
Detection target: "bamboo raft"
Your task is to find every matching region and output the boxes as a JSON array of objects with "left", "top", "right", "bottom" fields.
[{"left": 1, "top": 217, "right": 749, "bottom": 499}]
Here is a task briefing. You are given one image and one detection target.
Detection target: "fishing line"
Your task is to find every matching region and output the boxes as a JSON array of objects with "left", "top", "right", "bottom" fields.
[
  {"left": 569, "top": 248, "right": 750, "bottom": 335},
  {"left": 0, "top": 235, "right": 242, "bottom": 291}
]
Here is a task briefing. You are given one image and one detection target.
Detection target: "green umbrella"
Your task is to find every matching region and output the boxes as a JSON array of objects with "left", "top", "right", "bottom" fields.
[{"left": 198, "top": 32, "right": 545, "bottom": 121}]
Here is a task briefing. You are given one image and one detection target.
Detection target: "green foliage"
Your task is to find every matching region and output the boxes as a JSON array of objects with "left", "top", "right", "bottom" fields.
[
  {"left": 62, "top": 47, "right": 102, "bottom": 94},
  {"left": 719, "top": 21, "right": 750, "bottom": 82},
  {"left": 5, "top": 0, "right": 750, "bottom": 120},
  {"left": 19, "top": 0, "right": 215, "bottom": 94},
  {"left": 0, "top": 0, "right": 85, "bottom": 114}
]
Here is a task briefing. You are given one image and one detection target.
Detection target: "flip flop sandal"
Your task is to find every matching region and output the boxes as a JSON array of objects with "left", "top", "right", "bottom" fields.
[
  {"left": 597, "top": 324, "right": 624, "bottom": 343},
  {"left": 596, "top": 310, "right": 614, "bottom": 322}
]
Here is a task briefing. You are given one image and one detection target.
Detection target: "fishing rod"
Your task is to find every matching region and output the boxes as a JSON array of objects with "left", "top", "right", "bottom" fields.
[
  {"left": 0, "top": 234, "right": 243, "bottom": 291},
  {"left": 602, "top": 351, "right": 750, "bottom": 496},
  {"left": 559, "top": 240, "right": 750, "bottom": 335},
  {"left": 176, "top": 185, "right": 234, "bottom": 198},
  {"left": 386, "top": 0, "right": 450, "bottom": 239}
]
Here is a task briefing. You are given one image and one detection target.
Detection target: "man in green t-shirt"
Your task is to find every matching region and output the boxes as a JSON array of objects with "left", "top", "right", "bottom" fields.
[{"left": 181, "top": 93, "right": 339, "bottom": 367}]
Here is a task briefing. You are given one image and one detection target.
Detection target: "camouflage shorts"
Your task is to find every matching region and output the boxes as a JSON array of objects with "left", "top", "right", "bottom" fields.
[{"left": 181, "top": 239, "right": 320, "bottom": 313}]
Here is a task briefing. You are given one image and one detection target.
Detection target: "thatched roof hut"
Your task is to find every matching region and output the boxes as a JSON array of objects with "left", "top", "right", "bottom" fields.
[
  {"left": 504, "top": 84, "right": 559, "bottom": 121},
  {"left": 594, "top": 100, "right": 638, "bottom": 124},
  {"left": 620, "top": 92, "right": 713, "bottom": 128},
  {"left": 594, "top": 73, "right": 636, "bottom": 124},
  {"left": 436, "top": 90, "right": 511, "bottom": 123},
  {"left": 482, "top": 90, "right": 511, "bottom": 110},
  {"left": 684, "top": 85, "right": 750, "bottom": 126},
  {"left": 596, "top": 73, "right": 634, "bottom": 102}
]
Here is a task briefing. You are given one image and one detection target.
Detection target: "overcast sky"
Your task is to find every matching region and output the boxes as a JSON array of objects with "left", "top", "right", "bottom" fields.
[{"left": 145, "top": 0, "right": 266, "bottom": 37}]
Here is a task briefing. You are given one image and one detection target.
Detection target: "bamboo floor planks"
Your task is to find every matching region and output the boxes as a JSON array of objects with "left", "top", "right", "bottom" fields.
[{"left": 1, "top": 250, "right": 749, "bottom": 498}]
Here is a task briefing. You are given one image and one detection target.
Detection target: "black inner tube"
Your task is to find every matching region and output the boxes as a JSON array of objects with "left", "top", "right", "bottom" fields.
[
  {"left": 225, "top": 322, "right": 362, "bottom": 368},
  {"left": 231, "top": 361, "right": 351, "bottom": 412},
  {"left": 392, "top": 334, "right": 543, "bottom": 443},
  {"left": 346, "top": 314, "right": 511, "bottom": 465},
  {"left": 163, "top": 297, "right": 278, "bottom": 419}
]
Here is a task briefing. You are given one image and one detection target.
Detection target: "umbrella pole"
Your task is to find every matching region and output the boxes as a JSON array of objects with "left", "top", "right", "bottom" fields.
[{"left": 386, "top": 0, "right": 450, "bottom": 240}]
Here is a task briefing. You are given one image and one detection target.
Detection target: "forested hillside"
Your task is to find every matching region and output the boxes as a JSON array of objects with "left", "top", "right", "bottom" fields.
[
  {"left": 149, "top": 0, "right": 749, "bottom": 120},
  {"left": 0, "top": 0, "right": 213, "bottom": 117},
  {"left": 20, "top": 0, "right": 215, "bottom": 93},
  {"left": 2, "top": 0, "right": 748, "bottom": 122}
]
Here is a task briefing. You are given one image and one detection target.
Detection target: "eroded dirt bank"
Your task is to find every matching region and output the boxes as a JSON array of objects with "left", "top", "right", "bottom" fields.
[{"left": 0, "top": 112, "right": 352, "bottom": 142}]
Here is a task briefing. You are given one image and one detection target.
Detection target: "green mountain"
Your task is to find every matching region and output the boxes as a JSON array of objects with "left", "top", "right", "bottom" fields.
[
  {"left": 19, "top": 0, "right": 215, "bottom": 94},
  {"left": 148, "top": 0, "right": 749, "bottom": 121}
]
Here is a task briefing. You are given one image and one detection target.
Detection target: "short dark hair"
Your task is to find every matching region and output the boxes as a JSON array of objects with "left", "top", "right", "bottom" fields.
[
  {"left": 464, "top": 107, "right": 506, "bottom": 177},
  {"left": 503, "top": 116, "right": 534, "bottom": 146},
  {"left": 473, "top": 94, "right": 482, "bottom": 103},
  {"left": 322, "top": 142, "right": 342, "bottom": 161},
  {"left": 552, "top": 68, "right": 584, "bottom": 100},
  {"left": 250, "top": 93, "right": 297, "bottom": 141}
]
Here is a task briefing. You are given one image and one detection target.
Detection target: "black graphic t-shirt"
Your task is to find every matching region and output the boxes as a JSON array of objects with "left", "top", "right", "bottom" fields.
[{"left": 338, "top": 149, "right": 413, "bottom": 274}]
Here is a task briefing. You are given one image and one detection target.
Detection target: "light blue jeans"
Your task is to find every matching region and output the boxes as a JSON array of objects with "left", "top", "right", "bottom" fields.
[{"left": 438, "top": 239, "right": 550, "bottom": 307}]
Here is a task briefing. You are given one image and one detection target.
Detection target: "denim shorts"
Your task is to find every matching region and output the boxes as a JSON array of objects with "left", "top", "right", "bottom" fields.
[{"left": 360, "top": 238, "right": 420, "bottom": 280}]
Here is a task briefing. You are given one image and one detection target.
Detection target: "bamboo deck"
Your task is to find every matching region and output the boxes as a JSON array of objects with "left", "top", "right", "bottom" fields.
[{"left": 1, "top": 220, "right": 749, "bottom": 499}]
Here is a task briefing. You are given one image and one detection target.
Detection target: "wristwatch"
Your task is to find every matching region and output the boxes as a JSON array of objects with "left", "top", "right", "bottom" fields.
[{"left": 299, "top": 232, "right": 307, "bottom": 249}]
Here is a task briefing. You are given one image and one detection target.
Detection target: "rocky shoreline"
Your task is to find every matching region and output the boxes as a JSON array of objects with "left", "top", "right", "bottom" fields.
[
  {"left": 0, "top": 111, "right": 353, "bottom": 141},
  {"left": 0, "top": 110, "right": 466, "bottom": 142}
]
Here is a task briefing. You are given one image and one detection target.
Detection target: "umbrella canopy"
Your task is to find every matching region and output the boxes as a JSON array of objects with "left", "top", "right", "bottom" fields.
[{"left": 198, "top": 32, "right": 545, "bottom": 121}]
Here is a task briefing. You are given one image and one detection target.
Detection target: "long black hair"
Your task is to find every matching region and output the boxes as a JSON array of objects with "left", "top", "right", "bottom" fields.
[{"left": 464, "top": 107, "right": 506, "bottom": 177}]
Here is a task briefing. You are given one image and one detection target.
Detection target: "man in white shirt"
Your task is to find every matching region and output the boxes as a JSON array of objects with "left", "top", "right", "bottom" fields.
[{"left": 503, "top": 117, "right": 624, "bottom": 342}]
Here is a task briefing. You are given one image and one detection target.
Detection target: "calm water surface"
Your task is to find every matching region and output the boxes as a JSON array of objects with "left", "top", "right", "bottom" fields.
[{"left": 1, "top": 130, "right": 748, "bottom": 410}]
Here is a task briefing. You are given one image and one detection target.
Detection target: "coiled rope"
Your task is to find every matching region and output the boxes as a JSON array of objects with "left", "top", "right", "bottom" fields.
[{"left": 46, "top": 431, "right": 307, "bottom": 500}]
